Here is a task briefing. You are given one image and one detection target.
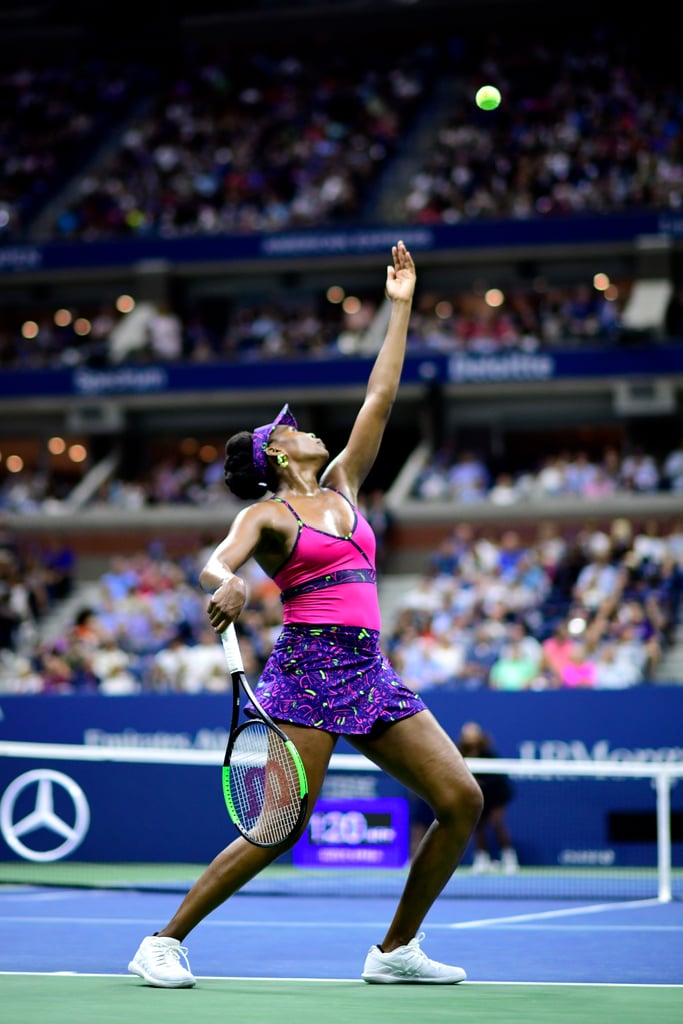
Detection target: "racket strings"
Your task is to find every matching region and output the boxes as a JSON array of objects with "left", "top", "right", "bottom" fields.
[{"left": 227, "top": 721, "right": 303, "bottom": 845}]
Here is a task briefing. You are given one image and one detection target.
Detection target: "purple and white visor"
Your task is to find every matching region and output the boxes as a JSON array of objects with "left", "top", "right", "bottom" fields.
[{"left": 252, "top": 403, "right": 298, "bottom": 483}]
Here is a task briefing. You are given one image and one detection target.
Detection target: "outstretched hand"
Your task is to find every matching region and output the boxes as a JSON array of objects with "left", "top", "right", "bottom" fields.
[{"left": 385, "top": 240, "right": 416, "bottom": 302}]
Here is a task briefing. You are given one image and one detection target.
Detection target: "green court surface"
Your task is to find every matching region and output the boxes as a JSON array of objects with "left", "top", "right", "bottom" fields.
[
  {"left": 2, "top": 976, "right": 682, "bottom": 1024},
  {"left": 0, "top": 861, "right": 205, "bottom": 889}
]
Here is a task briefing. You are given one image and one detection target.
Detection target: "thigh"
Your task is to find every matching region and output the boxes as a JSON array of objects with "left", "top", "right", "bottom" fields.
[
  {"left": 348, "top": 709, "right": 478, "bottom": 812},
  {"left": 275, "top": 721, "right": 337, "bottom": 808}
]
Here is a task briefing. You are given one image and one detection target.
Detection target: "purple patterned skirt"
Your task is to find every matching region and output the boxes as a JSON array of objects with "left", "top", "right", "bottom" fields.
[{"left": 246, "top": 624, "right": 426, "bottom": 734}]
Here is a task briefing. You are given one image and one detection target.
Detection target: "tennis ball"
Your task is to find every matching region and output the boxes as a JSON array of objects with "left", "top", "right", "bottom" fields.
[{"left": 475, "top": 85, "right": 501, "bottom": 111}]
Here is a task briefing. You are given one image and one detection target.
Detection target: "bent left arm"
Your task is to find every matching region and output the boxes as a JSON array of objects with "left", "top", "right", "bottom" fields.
[{"left": 322, "top": 240, "right": 416, "bottom": 496}]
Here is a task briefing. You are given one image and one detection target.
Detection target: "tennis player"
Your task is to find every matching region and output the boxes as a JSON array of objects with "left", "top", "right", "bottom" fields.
[{"left": 129, "top": 241, "right": 484, "bottom": 987}]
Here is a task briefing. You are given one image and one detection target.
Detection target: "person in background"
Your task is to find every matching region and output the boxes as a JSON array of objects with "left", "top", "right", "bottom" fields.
[
  {"left": 558, "top": 640, "right": 596, "bottom": 688},
  {"left": 457, "top": 721, "right": 518, "bottom": 874},
  {"left": 540, "top": 621, "right": 575, "bottom": 687},
  {"left": 488, "top": 636, "right": 542, "bottom": 690}
]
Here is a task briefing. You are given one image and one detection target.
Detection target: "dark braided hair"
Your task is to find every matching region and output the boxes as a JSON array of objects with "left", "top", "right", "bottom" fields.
[{"left": 223, "top": 431, "right": 279, "bottom": 499}]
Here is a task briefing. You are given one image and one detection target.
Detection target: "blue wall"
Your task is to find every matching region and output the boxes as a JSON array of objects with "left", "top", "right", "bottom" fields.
[{"left": 0, "top": 690, "right": 681, "bottom": 866}]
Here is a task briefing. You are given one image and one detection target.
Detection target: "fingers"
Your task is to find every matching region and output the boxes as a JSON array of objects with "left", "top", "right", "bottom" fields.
[
  {"left": 393, "top": 239, "right": 414, "bottom": 273},
  {"left": 207, "top": 599, "right": 234, "bottom": 634}
]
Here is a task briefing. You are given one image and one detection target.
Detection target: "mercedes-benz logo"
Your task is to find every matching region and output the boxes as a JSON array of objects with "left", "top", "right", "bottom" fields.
[{"left": 0, "top": 769, "right": 91, "bottom": 862}]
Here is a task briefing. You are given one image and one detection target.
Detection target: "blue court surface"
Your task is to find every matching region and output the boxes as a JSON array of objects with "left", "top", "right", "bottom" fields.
[{"left": 1, "top": 885, "right": 682, "bottom": 985}]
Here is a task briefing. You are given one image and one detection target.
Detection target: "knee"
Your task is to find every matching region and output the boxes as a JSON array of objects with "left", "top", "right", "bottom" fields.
[
  {"left": 435, "top": 774, "right": 484, "bottom": 829},
  {"left": 462, "top": 776, "right": 485, "bottom": 827}
]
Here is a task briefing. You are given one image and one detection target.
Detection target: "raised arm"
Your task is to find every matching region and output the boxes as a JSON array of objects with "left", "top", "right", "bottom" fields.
[{"left": 322, "top": 240, "right": 416, "bottom": 496}]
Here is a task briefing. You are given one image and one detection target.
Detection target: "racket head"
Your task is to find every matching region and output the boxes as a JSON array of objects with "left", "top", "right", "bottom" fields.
[{"left": 222, "top": 718, "right": 309, "bottom": 847}]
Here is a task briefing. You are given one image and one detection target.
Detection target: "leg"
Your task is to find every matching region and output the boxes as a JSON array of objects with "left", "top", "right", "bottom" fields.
[
  {"left": 129, "top": 724, "right": 337, "bottom": 987},
  {"left": 488, "top": 805, "right": 519, "bottom": 872},
  {"left": 471, "top": 813, "right": 494, "bottom": 873},
  {"left": 488, "top": 805, "right": 513, "bottom": 852},
  {"left": 159, "top": 724, "right": 336, "bottom": 940},
  {"left": 129, "top": 724, "right": 337, "bottom": 986},
  {"left": 350, "top": 709, "right": 483, "bottom": 952},
  {"left": 474, "top": 816, "right": 491, "bottom": 852}
]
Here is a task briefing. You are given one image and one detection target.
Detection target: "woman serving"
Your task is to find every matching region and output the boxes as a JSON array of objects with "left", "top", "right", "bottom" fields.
[{"left": 129, "top": 241, "right": 483, "bottom": 988}]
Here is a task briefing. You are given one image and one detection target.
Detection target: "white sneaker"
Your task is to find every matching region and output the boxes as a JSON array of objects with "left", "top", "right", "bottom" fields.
[
  {"left": 471, "top": 850, "right": 492, "bottom": 874},
  {"left": 501, "top": 847, "right": 519, "bottom": 874},
  {"left": 128, "top": 936, "right": 196, "bottom": 988},
  {"left": 362, "top": 932, "right": 466, "bottom": 984}
]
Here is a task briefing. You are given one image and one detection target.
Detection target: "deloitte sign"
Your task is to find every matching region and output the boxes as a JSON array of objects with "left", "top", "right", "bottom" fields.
[{"left": 448, "top": 353, "right": 555, "bottom": 383}]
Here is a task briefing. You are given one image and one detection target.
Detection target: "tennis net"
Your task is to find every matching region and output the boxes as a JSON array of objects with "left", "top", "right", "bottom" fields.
[{"left": 1, "top": 740, "right": 681, "bottom": 901}]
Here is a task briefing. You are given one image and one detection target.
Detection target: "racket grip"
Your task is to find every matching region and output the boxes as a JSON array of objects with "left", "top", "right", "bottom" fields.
[{"left": 220, "top": 623, "right": 245, "bottom": 674}]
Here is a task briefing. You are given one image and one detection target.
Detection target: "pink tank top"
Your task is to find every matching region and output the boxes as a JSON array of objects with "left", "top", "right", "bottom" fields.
[{"left": 270, "top": 490, "right": 381, "bottom": 630}]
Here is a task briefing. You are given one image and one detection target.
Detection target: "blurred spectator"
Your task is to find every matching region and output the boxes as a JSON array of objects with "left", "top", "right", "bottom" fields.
[
  {"left": 457, "top": 721, "right": 518, "bottom": 875},
  {"left": 488, "top": 473, "right": 518, "bottom": 505},
  {"left": 0, "top": 550, "right": 36, "bottom": 652},
  {"left": 593, "top": 641, "right": 643, "bottom": 689},
  {"left": 89, "top": 635, "right": 141, "bottom": 695},
  {"left": 557, "top": 641, "right": 597, "bottom": 689},
  {"left": 489, "top": 638, "right": 543, "bottom": 691},
  {"left": 460, "top": 623, "right": 503, "bottom": 689},
  {"left": 621, "top": 448, "right": 660, "bottom": 493},
  {"left": 36, "top": 643, "right": 78, "bottom": 694},
  {"left": 540, "top": 622, "right": 575, "bottom": 687},
  {"left": 663, "top": 440, "right": 683, "bottom": 492},
  {"left": 149, "top": 630, "right": 191, "bottom": 692},
  {"left": 447, "top": 451, "right": 490, "bottom": 503},
  {"left": 572, "top": 540, "right": 624, "bottom": 613},
  {"left": 0, "top": 650, "right": 43, "bottom": 694},
  {"left": 180, "top": 626, "right": 231, "bottom": 693}
]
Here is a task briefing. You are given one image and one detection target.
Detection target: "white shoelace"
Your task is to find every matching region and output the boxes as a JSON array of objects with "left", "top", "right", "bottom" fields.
[
  {"left": 385, "top": 932, "right": 436, "bottom": 975},
  {"left": 150, "top": 940, "right": 191, "bottom": 970},
  {"left": 403, "top": 932, "right": 428, "bottom": 963}
]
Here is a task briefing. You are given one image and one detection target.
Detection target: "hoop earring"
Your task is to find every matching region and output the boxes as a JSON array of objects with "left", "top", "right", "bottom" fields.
[{"left": 276, "top": 453, "right": 289, "bottom": 468}]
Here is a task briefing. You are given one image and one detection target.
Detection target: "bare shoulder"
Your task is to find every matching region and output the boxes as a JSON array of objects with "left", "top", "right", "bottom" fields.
[
  {"left": 227, "top": 498, "right": 297, "bottom": 568},
  {"left": 235, "top": 497, "right": 290, "bottom": 532}
]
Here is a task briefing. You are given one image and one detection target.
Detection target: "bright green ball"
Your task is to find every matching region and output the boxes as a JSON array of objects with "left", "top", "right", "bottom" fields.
[{"left": 475, "top": 85, "right": 501, "bottom": 110}]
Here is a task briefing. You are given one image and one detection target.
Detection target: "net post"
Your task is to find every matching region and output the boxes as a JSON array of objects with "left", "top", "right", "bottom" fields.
[{"left": 655, "top": 768, "right": 673, "bottom": 903}]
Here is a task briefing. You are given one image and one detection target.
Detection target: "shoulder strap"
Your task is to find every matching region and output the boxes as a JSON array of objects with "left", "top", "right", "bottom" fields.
[
  {"left": 271, "top": 495, "right": 303, "bottom": 524},
  {"left": 326, "top": 486, "right": 356, "bottom": 512}
]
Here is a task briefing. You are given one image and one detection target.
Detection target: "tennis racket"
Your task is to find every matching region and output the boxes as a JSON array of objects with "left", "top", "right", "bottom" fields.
[{"left": 220, "top": 623, "right": 308, "bottom": 847}]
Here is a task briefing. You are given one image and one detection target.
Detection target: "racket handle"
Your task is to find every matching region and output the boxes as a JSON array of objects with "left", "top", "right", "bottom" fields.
[{"left": 220, "top": 623, "right": 245, "bottom": 674}]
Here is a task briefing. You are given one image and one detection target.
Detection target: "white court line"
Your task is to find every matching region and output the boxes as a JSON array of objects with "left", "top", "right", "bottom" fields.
[
  {"left": 0, "top": 889, "right": 105, "bottom": 902},
  {"left": 0, "top": 912, "right": 679, "bottom": 932},
  {"left": 449, "top": 897, "right": 664, "bottom": 928},
  {"left": 0, "top": 971, "right": 681, "bottom": 988}
]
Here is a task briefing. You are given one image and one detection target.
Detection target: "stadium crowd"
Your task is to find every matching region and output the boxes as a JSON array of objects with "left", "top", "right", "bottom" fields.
[
  {"left": 0, "top": 510, "right": 681, "bottom": 695},
  {"left": 1, "top": 13, "right": 682, "bottom": 697},
  {"left": 42, "top": 44, "right": 430, "bottom": 241},
  {"left": 0, "top": 56, "right": 155, "bottom": 238},
  {"left": 2, "top": 22, "right": 683, "bottom": 375},
  {"left": 2, "top": 272, "right": 659, "bottom": 376},
  {"left": 0, "top": 20, "right": 679, "bottom": 245},
  {"left": 394, "top": 27, "right": 683, "bottom": 225},
  {"left": 386, "top": 518, "right": 683, "bottom": 693},
  {"left": 413, "top": 441, "right": 683, "bottom": 504},
  {"left": 3, "top": 437, "right": 683, "bottom": 516}
]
